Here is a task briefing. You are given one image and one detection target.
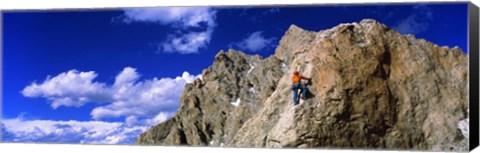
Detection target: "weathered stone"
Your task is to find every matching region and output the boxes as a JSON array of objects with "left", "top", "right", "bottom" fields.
[
  {"left": 135, "top": 19, "right": 468, "bottom": 152},
  {"left": 135, "top": 49, "right": 284, "bottom": 147}
]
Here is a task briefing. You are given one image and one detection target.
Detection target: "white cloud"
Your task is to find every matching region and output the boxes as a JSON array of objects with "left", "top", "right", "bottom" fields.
[
  {"left": 392, "top": 5, "right": 433, "bottom": 35},
  {"left": 90, "top": 71, "right": 194, "bottom": 120},
  {"left": 181, "top": 71, "right": 199, "bottom": 83},
  {"left": 122, "top": 7, "right": 215, "bottom": 28},
  {"left": 114, "top": 67, "right": 140, "bottom": 86},
  {"left": 124, "top": 116, "right": 139, "bottom": 127},
  {"left": 15, "top": 67, "right": 202, "bottom": 144},
  {"left": 121, "top": 7, "right": 217, "bottom": 54},
  {"left": 1, "top": 117, "right": 146, "bottom": 144},
  {"left": 21, "top": 70, "right": 109, "bottom": 109},
  {"left": 21, "top": 67, "right": 201, "bottom": 122},
  {"left": 231, "top": 31, "right": 276, "bottom": 52},
  {"left": 161, "top": 30, "right": 213, "bottom": 54},
  {"left": 123, "top": 112, "right": 173, "bottom": 128},
  {"left": 144, "top": 112, "right": 172, "bottom": 126}
]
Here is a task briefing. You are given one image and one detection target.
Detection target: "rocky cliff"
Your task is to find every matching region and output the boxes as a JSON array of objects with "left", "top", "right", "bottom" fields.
[{"left": 135, "top": 19, "right": 469, "bottom": 151}]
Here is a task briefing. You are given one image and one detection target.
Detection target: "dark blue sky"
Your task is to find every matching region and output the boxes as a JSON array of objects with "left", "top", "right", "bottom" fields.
[{"left": 1, "top": 2, "right": 469, "bottom": 144}]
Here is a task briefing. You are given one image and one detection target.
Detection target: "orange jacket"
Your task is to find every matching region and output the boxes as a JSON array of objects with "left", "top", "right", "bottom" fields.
[{"left": 292, "top": 74, "right": 309, "bottom": 84}]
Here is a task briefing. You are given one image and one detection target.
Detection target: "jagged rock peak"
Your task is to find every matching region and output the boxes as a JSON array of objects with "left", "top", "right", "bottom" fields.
[
  {"left": 136, "top": 19, "right": 468, "bottom": 152},
  {"left": 136, "top": 47, "right": 285, "bottom": 146}
]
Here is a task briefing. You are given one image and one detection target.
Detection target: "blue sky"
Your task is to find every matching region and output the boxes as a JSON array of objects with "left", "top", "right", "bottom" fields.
[{"left": 2, "top": 2, "right": 468, "bottom": 144}]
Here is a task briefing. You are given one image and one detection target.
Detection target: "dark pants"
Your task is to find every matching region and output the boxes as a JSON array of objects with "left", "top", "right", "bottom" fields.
[{"left": 292, "top": 83, "right": 307, "bottom": 105}]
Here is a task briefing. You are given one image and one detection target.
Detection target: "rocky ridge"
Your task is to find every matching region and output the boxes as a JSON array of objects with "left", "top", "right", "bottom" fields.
[{"left": 135, "top": 19, "right": 469, "bottom": 151}]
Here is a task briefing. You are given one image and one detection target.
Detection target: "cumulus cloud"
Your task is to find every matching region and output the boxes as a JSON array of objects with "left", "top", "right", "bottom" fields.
[
  {"left": 21, "top": 67, "right": 200, "bottom": 121},
  {"left": 21, "top": 70, "right": 110, "bottom": 109},
  {"left": 120, "top": 7, "right": 217, "bottom": 54},
  {"left": 1, "top": 117, "right": 146, "bottom": 144},
  {"left": 230, "top": 31, "right": 276, "bottom": 52},
  {"left": 393, "top": 4, "right": 434, "bottom": 35},
  {"left": 14, "top": 67, "right": 202, "bottom": 144},
  {"left": 90, "top": 71, "right": 198, "bottom": 120},
  {"left": 114, "top": 67, "right": 140, "bottom": 86}
]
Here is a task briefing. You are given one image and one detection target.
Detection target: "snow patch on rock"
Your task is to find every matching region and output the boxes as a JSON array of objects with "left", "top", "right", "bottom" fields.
[
  {"left": 231, "top": 98, "right": 241, "bottom": 107},
  {"left": 458, "top": 118, "right": 469, "bottom": 139},
  {"left": 247, "top": 64, "right": 255, "bottom": 74}
]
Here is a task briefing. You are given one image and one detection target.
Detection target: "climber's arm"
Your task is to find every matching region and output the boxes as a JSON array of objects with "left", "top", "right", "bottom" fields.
[{"left": 300, "top": 75, "right": 311, "bottom": 80}]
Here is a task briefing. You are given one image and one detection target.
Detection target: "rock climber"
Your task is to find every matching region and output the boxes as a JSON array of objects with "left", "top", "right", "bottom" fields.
[{"left": 292, "top": 70, "right": 311, "bottom": 105}]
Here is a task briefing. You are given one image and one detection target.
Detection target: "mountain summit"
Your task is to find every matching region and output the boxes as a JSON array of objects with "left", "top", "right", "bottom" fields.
[{"left": 135, "top": 19, "right": 468, "bottom": 151}]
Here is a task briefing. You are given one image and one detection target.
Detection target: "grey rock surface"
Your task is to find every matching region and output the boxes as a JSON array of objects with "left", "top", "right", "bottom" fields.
[{"left": 136, "top": 19, "right": 468, "bottom": 151}]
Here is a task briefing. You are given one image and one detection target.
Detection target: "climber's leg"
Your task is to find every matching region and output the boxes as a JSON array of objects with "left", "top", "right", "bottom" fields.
[
  {"left": 293, "top": 84, "right": 299, "bottom": 105},
  {"left": 293, "top": 89, "right": 298, "bottom": 105},
  {"left": 300, "top": 84, "right": 307, "bottom": 99}
]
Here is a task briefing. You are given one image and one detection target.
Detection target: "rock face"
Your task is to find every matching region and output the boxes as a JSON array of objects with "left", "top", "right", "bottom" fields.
[
  {"left": 135, "top": 50, "right": 285, "bottom": 146},
  {"left": 135, "top": 19, "right": 468, "bottom": 151}
]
